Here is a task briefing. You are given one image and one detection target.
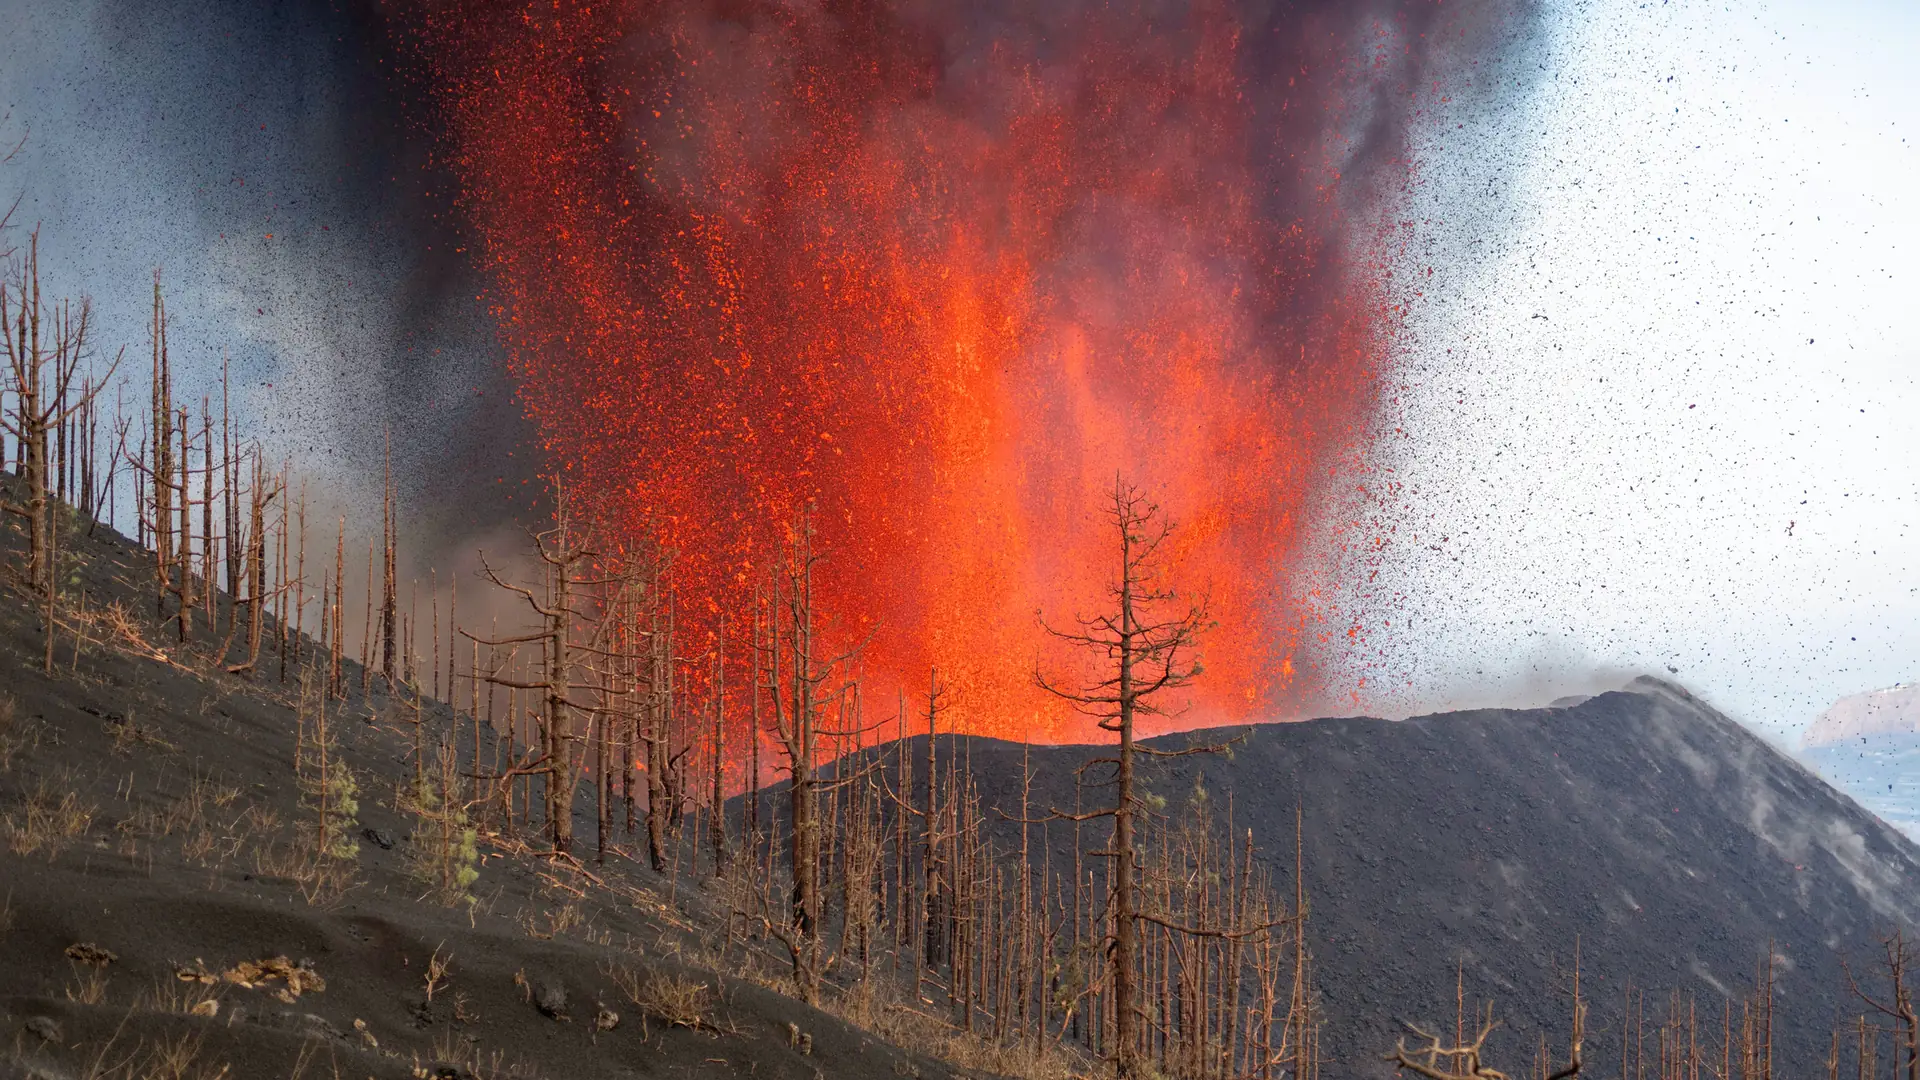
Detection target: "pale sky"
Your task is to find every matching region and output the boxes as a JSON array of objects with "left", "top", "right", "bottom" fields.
[
  {"left": 1340, "top": 0, "right": 1920, "bottom": 741},
  {"left": 0, "top": 0, "right": 492, "bottom": 507}
]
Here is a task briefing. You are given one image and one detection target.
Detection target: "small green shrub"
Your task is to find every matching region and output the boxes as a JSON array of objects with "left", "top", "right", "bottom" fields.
[
  {"left": 296, "top": 670, "right": 358, "bottom": 864},
  {"left": 408, "top": 745, "right": 479, "bottom": 906}
]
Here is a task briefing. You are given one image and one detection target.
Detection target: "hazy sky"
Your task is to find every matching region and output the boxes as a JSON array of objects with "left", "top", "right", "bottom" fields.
[
  {"left": 0, "top": 0, "right": 518, "bottom": 537},
  {"left": 3, "top": 0, "right": 1912, "bottom": 743},
  {"left": 1343, "top": 0, "right": 1920, "bottom": 741}
]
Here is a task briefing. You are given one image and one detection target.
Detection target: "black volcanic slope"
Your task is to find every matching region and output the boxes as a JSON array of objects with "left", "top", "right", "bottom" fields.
[
  {"left": 826, "top": 685, "right": 1920, "bottom": 1078},
  {"left": 0, "top": 475, "right": 970, "bottom": 1080}
]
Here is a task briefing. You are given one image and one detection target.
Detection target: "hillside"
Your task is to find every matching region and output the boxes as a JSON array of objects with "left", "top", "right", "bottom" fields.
[
  {"left": 1797, "top": 685, "right": 1920, "bottom": 839},
  {"left": 1804, "top": 684, "right": 1920, "bottom": 747},
  {"left": 798, "top": 682, "right": 1920, "bottom": 1078},
  {"left": 0, "top": 483, "right": 979, "bottom": 1080}
]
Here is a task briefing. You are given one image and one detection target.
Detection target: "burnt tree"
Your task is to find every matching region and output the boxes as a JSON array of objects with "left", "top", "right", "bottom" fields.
[
  {"left": 1, "top": 231, "right": 120, "bottom": 670},
  {"left": 1846, "top": 931, "right": 1920, "bottom": 1080},
  {"left": 1034, "top": 477, "right": 1229, "bottom": 1078},
  {"left": 466, "top": 487, "right": 610, "bottom": 856},
  {"left": 757, "top": 508, "right": 877, "bottom": 1005}
]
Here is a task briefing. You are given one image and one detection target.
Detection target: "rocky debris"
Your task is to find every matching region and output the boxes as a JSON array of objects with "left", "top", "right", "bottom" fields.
[
  {"left": 173, "top": 955, "right": 324, "bottom": 999},
  {"left": 61, "top": 944, "right": 115, "bottom": 966},
  {"left": 223, "top": 956, "right": 325, "bottom": 1001},
  {"left": 22, "top": 1016, "right": 60, "bottom": 1044},
  {"left": 535, "top": 980, "right": 568, "bottom": 1021},
  {"left": 174, "top": 959, "right": 216, "bottom": 984}
]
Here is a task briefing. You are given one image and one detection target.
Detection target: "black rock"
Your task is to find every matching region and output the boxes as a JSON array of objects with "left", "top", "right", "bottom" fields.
[
  {"left": 535, "top": 981, "right": 569, "bottom": 1020},
  {"left": 361, "top": 827, "right": 395, "bottom": 850},
  {"left": 23, "top": 1016, "right": 59, "bottom": 1043}
]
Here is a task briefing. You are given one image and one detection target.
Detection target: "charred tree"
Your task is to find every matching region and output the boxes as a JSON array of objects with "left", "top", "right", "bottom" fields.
[
  {"left": 465, "top": 485, "right": 609, "bottom": 856},
  {"left": 1033, "top": 477, "right": 1242, "bottom": 1078},
  {"left": 1, "top": 231, "right": 120, "bottom": 670},
  {"left": 757, "top": 508, "right": 874, "bottom": 1005},
  {"left": 1846, "top": 931, "right": 1920, "bottom": 1080}
]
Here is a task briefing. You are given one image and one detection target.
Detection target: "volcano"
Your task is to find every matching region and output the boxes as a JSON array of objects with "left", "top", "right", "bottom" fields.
[{"left": 790, "top": 677, "right": 1920, "bottom": 1077}]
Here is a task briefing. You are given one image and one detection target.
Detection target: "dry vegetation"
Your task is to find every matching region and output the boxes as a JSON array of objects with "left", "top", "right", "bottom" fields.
[
  {"left": 605, "top": 962, "right": 714, "bottom": 1031},
  {"left": 5, "top": 772, "right": 97, "bottom": 857},
  {"left": 76, "top": 1029, "right": 232, "bottom": 1080},
  {"left": 0, "top": 691, "right": 38, "bottom": 770}
]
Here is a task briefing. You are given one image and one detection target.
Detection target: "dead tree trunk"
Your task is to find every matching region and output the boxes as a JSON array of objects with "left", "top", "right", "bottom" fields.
[
  {"left": 1034, "top": 477, "right": 1229, "bottom": 1079},
  {"left": 643, "top": 563, "right": 674, "bottom": 873},
  {"left": 709, "top": 624, "right": 730, "bottom": 875},
  {"left": 1847, "top": 931, "right": 1920, "bottom": 1080},
  {"left": 464, "top": 484, "right": 608, "bottom": 856},
  {"left": 758, "top": 507, "right": 870, "bottom": 1006},
  {"left": 381, "top": 430, "right": 397, "bottom": 685},
  {"left": 2, "top": 231, "right": 120, "bottom": 669},
  {"left": 149, "top": 274, "right": 174, "bottom": 611}
]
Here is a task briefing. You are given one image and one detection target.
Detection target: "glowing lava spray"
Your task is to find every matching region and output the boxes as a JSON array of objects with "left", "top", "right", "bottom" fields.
[{"left": 397, "top": 0, "right": 1442, "bottom": 739}]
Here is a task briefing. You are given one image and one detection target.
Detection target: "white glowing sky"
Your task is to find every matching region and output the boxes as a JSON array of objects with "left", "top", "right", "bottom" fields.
[{"left": 1347, "top": 0, "right": 1920, "bottom": 740}]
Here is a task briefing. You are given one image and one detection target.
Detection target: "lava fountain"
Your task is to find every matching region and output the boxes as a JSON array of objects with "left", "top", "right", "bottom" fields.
[{"left": 393, "top": 0, "right": 1447, "bottom": 740}]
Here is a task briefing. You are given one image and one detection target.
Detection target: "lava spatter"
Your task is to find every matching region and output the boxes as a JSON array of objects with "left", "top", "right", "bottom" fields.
[{"left": 394, "top": 0, "right": 1440, "bottom": 740}]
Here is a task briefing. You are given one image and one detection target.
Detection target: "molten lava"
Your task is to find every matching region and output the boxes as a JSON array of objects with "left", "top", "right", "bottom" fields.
[{"left": 398, "top": 0, "right": 1429, "bottom": 740}]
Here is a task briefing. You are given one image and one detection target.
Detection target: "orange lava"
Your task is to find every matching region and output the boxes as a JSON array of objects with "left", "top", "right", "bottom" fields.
[{"left": 398, "top": 0, "right": 1407, "bottom": 741}]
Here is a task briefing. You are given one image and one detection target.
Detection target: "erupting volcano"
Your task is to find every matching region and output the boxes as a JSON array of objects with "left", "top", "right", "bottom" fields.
[{"left": 395, "top": 0, "right": 1445, "bottom": 739}]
